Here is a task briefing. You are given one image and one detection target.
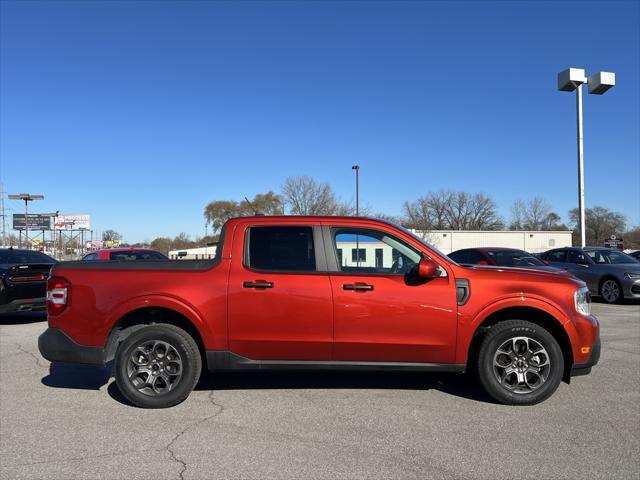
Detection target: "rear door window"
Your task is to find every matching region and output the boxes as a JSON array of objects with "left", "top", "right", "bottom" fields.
[{"left": 246, "top": 226, "right": 316, "bottom": 272}]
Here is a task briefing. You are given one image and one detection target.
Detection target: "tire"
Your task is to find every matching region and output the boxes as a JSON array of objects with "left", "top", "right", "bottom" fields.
[
  {"left": 600, "top": 278, "right": 622, "bottom": 304},
  {"left": 114, "top": 324, "right": 202, "bottom": 408},
  {"left": 475, "top": 320, "right": 564, "bottom": 406}
]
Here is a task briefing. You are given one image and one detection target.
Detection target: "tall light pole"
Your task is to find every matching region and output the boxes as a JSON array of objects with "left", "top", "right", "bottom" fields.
[
  {"left": 8, "top": 193, "right": 44, "bottom": 249},
  {"left": 351, "top": 164, "right": 360, "bottom": 216},
  {"left": 558, "top": 68, "right": 615, "bottom": 248}
]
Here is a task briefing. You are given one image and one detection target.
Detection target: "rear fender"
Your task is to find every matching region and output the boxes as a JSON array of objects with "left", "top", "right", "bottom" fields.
[{"left": 105, "top": 294, "right": 213, "bottom": 347}]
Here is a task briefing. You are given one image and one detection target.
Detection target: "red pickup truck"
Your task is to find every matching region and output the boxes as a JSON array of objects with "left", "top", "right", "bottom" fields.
[{"left": 39, "top": 216, "right": 600, "bottom": 408}]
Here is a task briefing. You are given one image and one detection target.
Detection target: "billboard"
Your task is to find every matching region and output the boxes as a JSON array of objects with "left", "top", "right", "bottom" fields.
[
  {"left": 12, "top": 214, "right": 51, "bottom": 230},
  {"left": 54, "top": 214, "right": 91, "bottom": 230},
  {"left": 104, "top": 239, "right": 122, "bottom": 248}
]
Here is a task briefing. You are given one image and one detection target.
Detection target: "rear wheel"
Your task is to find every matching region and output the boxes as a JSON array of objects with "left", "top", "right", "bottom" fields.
[
  {"left": 475, "top": 320, "right": 564, "bottom": 405},
  {"left": 114, "top": 324, "right": 201, "bottom": 408},
  {"left": 600, "top": 278, "right": 622, "bottom": 304}
]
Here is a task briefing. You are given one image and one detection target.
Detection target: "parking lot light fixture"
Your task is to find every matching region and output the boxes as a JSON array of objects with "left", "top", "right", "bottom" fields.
[
  {"left": 558, "top": 68, "right": 616, "bottom": 248},
  {"left": 8, "top": 193, "right": 44, "bottom": 249}
]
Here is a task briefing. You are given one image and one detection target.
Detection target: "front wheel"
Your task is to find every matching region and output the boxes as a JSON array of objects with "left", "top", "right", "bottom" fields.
[
  {"left": 115, "top": 324, "right": 202, "bottom": 408},
  {"left": 600, "top": 278, "right": 622, "bottom": 304},
  {"left": 475, "top": 320, "right": 564, "bottom": 406}
]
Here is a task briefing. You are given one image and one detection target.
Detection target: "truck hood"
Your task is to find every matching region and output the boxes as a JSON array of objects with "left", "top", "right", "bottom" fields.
[
  {"left": 459, "top": 264, "right": 579, "bottom": 282},
  {"left": 460, "top": 265, "right": 573, "bottom": 277}
]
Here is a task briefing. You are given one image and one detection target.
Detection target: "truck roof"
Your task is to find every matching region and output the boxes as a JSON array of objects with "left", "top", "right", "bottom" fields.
[{"left": 224, "top": 215, "right": 397, "bottom": 226}]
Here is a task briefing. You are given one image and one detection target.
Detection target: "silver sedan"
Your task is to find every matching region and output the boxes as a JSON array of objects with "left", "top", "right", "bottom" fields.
[{"left": 540, "top": 247, "right": 640, "bottom": 303}]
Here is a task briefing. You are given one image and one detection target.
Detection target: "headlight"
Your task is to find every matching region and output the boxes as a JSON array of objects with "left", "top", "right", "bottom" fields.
[
  {"left": 625, "top": 272, "right": 640, "bottom": 279},
  {"left": 574, "top": 286, "right": 591, "bottom": 316}
]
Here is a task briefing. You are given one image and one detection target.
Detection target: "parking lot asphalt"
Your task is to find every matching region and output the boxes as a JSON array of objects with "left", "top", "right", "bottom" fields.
[{"left": 1, "top": 302, "right": 639, "bottom": 480}]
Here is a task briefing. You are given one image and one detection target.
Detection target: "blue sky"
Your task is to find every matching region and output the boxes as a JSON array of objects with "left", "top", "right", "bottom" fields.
[{"left": 1, "top": 0, "right": 638, "bottom": 242}]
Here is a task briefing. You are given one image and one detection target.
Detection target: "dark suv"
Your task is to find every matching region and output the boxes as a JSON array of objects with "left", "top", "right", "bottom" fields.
[
  {"left": 540, "top": 247, "right": 640, "bottom": 303},
  {"left": 0, "top": 249, "right": 57, "bottom": 314}
]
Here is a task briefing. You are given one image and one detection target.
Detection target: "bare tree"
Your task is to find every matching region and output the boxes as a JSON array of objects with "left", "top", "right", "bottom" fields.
[
  {"left": 204, "top": 191, "right": 284, "bottom": 232},
  {"left": 569, "top": 206, "right": 626, "bottom": 246},
  {"left": 510, "top": 199, "right": 526, "bottom": 230},
  {"left": 404, "top": 190, "right": 502, "bottom": 231},
  {"left": 403, "top": 190, "right": 449, "bottom": 230},
  {"left": 460, "top": 192, "right": 503, "bottom": 230},
  {"left": 102, "top": 229, "right": 122, "bottom": 242},
  {"left": 624, "top": 226, "right": 640, "bottom": 250},
  {"left": 510, "top": 197, "right": 565, "bottom": 231},
  {"left": 372, "top": 213, "right": 405, "bottom": 225},
  {"left": 281, "top": 176, "right": 339, "bottom": 215},
  {"left": 281, "top": 176, "right": 360, "bottom": 215}
]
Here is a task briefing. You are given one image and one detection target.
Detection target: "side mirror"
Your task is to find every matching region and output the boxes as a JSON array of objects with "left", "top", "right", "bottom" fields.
[{"left": 418, "top": 258, "right": 438, "bottom": 278}]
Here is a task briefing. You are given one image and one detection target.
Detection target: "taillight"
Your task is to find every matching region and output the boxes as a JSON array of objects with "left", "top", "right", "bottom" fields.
[
  {"left": 47, "top": 276, "right": 69, "bottom": 316},
  {"left": 10, "top": 273, "right": 47, "bottom": 283}
]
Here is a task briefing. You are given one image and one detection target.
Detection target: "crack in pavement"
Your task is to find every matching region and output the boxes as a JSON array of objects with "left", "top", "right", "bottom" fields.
[
  {"left": 165, "top": 390, "right": 225, "bottom": 480},
  {"left": 14, "top": 342, "right": 48, "bottom": 369}
]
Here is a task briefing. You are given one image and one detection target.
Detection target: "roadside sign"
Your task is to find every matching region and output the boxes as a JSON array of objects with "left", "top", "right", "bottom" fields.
[
  {"left": 604, "top": 236, "right": 623, "bottom": 250},
  {"left": 12, "top": 214, "right": 51, "bottom": 230}
]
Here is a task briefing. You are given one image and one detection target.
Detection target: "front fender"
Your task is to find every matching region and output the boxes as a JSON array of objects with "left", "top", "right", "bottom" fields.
[{"left": 455, "top": 295, "right": 579, "bottom": 364}]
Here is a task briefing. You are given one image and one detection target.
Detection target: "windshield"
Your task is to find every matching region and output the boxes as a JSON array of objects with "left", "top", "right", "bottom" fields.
[
  {"left": 486, "top": 250, "right": 544, "bottom": 267},
  {"left": 586, "top": 249, "right": 638, "bottom": 265},
  {"left": 0, "top": 250, "right": 56, "bottom": 264}
]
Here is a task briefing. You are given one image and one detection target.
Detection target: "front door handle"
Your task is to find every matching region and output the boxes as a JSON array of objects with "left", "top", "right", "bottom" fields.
[
  {"left": 343, "top": 283, "right": 374, "bottom": 291},
  {"left": 243, "top": 281, "right": 274, "bottom": 289}
]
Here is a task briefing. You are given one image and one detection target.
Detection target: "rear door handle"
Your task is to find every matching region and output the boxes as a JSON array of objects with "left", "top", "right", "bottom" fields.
[
  {"left": 343, "top": 283, "right": 374, "bottom": 291},
  {"left": 243, "top": 281, "right": 274, "bottom": 289}
]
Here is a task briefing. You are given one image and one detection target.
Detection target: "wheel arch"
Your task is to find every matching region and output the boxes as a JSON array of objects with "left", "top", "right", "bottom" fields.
[
  {"left": 467, "top": 306, "right": 574, "bottom": 383},
  {"left": 104, "top": 306, "right": 207, "bottom": 365}
]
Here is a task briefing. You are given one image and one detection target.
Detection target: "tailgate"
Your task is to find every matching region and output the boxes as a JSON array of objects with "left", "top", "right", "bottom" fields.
[{"left": 2, "top": 263, "right": 54, "bottom": 302}]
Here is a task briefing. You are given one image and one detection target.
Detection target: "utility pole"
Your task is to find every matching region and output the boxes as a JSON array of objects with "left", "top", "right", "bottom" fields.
[
  {"left": 351, "top": 165, "right": 361, "bottom": 267},
  {"left": 0, "top": 184, "right": 7, "bottom": 246}
]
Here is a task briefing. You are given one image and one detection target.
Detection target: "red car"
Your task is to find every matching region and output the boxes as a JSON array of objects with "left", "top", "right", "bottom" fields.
[
  {"left": 448, "top": 247, "right": 564, "bottom": 273},
  {"left": 39, "top": 216, "right": 599, "bottom": 408},
  {"left": 82, "top": 248, "right": 168, "bottom": 261}
]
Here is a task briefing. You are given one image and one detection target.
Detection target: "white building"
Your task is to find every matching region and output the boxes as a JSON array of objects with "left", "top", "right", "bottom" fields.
[
  {"left": 168, "top": 245, "right": 217, "bottom": 260},
  {"left": 412, "top": 230, "right": 573, "bottom": 254},
  {"left": 336, "top": 240, "right": 394, "bottom": 268}
]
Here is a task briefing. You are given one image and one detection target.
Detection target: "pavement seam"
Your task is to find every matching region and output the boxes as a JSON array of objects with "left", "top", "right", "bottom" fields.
[{"left": 165, "top": 390, "right": 225, "bottom": 480}]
